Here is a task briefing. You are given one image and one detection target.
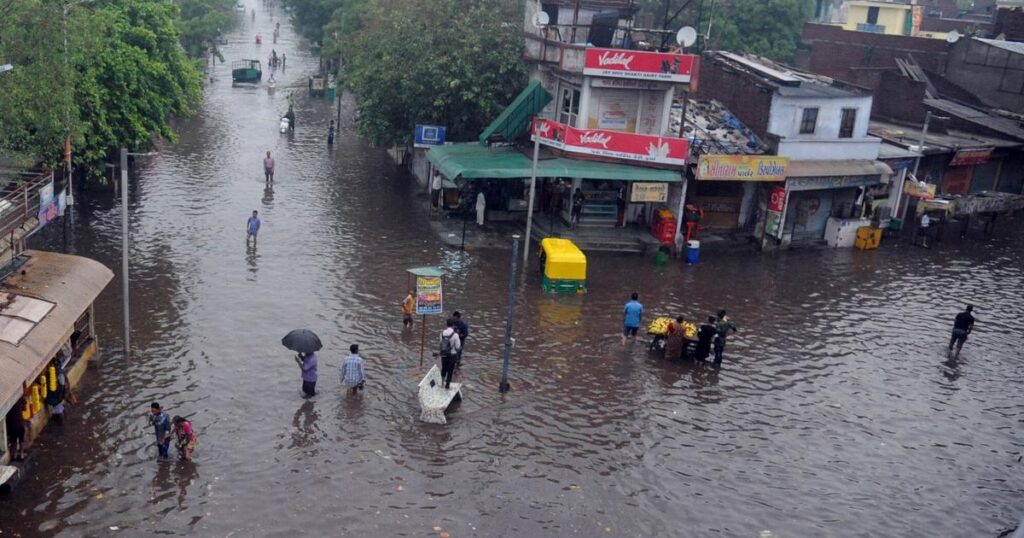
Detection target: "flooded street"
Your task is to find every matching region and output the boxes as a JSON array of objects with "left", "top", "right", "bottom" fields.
[{"left": 2, "top": 5, "right": 1024, "bottom": 537}]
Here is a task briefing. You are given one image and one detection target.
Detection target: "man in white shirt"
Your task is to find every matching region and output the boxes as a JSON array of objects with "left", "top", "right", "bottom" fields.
[
  {"left": 918, "top": 212, "right": 931, "bottom": 248},
  {"left": 439, "top": 319, "right": 461, "bottom": 389}
]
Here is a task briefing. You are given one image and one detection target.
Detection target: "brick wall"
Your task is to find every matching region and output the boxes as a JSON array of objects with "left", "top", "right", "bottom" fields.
[
  {"left": 693, "top": 53, "right": 774, "bottom": 140},
  {"left": 874, "top": 71, "right": 929, "bottom": 123},
  {"left": 799, "top": 23, "right": 950, "bottom": 81},
  {"left": 994, "top": 8, "right": 1024, "bottom": 40}
]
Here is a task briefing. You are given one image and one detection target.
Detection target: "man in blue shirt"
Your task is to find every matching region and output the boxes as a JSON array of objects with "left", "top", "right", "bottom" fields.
[
  {"left": 622, "top": 292, "right": 644, "bottom": 345},
  {"left": 149, "top": 402, "right": 172, "bottom": 459},
  {"left": 246, "top": 210, "right": 261, "bottom": 244},
  {"left": 340, "top": 344, "right": 366, "bottom": 396}
]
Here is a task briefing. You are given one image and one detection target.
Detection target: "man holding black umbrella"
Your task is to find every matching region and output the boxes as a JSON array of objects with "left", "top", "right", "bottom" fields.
[
  {"left": 282, "top": 329, "right": 323, "bottom": 398},
  {"left": 296, "top": 351, "right": 318, "bottom": 397}
]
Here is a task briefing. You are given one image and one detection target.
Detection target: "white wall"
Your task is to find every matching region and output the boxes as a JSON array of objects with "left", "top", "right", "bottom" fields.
[
  {"left": 581, "top": 86, "right": 668, "bottom": 134},
  {"left": 769, "top": 93, "right": 880, "bottom": 160},
  {"left": 775, "top": 138, "right": 882, "bottom": 160}
]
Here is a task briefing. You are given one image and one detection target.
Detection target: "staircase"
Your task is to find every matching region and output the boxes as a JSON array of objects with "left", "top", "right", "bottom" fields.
[{"left": 528, "top": 216, "right": 656, "bottom": 254}]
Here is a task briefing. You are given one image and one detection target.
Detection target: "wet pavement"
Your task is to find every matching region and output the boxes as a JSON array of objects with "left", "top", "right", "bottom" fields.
[{"left": 3, "top": 4, "right": 1024, "bottom": 537}]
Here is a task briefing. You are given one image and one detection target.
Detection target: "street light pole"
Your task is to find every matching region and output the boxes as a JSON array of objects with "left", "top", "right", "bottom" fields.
[
  {"left": 522, "top": 125, "right": 541, "bottom": 267},
  {"left": 499, "top": 234, "right": 520, "bottom": 393},
  {"left": 120, "top": 148, "right": 130, "bottom": 359},
  {"left": 911, "top": 111, "right": 932, "bottom": 181}
]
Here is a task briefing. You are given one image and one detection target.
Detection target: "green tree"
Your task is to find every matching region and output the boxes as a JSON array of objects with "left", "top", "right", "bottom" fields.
[
  {"left": 706, "top": 0, "right": 813, "bottom": 62},
  {"left": 0, "top": 0, "right": 74, "bottom": 161},
  {"left": 283, "top": 0, "right": 345, "bottom": 42},
  {"left": 338, "top": 0, "right": 527, "bottom": 146},
  {"left": 177, "top": 0, "right": 237, "bottom": 58},
  {"left": 0, "top": 0, "right": 203, "bottom": 178},
  {"left": 71, "top": 0, "right": 202, "bottom": 169}
]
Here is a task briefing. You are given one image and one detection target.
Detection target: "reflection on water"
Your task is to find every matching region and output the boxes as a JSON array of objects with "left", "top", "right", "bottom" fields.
[{"left": 3, "top": 3, "right": 1024, "bottom": 537}]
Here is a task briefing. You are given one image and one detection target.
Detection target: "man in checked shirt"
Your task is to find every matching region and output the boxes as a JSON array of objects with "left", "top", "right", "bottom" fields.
[{"left": 339, "top": 344, "right": 366, "bottom": 396}]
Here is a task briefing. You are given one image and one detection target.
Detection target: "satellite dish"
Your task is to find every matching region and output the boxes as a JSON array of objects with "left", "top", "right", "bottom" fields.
[
  {"left": 946, "top": 30, "right": 961, "bottom": 44},
  {"left": 676, "top": 26, "right": 698, "bottom": 48},
  {"left": 532, "top": 11, "right": 550, "bottom": 29}
]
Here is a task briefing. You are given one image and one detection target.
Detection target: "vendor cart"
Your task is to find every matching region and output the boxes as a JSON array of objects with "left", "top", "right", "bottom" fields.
[{"left": 647, "top": 317, "right": 698, "bottom": 357}]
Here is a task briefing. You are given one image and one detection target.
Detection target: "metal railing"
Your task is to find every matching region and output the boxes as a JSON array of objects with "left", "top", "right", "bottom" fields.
[{"left": 0, "top": 168, "right": 54, "bottom": 245}]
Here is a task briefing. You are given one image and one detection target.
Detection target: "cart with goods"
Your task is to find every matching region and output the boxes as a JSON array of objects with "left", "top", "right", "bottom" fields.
[{"left": 646, "top": 316, "right": 698, "bottom": 355}]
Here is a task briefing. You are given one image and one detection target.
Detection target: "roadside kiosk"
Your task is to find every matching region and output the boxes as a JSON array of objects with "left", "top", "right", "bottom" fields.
[{"left": 538, "top": 238, "right": 587, "bottom": 294}]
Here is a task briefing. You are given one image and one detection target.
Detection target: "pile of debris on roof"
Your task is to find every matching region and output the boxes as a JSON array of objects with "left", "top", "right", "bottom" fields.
[{"left": 671, "top": 99, "right": 767, "bottom": 155}]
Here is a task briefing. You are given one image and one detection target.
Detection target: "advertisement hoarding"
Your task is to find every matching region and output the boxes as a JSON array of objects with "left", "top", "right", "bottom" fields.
[
  {"left": 697, "top": 155, "right": 789, "bottom": 182},
  {"left": 583, "top": 48, "right": 698, "bottom": 84},
  {"left": 532, "top": 118, "right": 688, "bottom": 167}
]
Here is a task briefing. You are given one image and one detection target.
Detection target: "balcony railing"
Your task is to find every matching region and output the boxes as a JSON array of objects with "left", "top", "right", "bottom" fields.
[
  {"left": 0, "top": 167, "right": 54, "bottom": 244},
  {"left": 855, "top": 23, "right": 887, "bottom": 33}
]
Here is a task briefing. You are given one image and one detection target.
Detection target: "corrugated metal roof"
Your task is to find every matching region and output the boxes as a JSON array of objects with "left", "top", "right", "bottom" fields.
[
  {"left": 0, "top": 251, "right": 113, "bottom": 412},
  {"left": 478, "top": 81, "right": 552, "bottom": 146},
  {"left": 974, "top": 37, "right": 1024, "bottom": 55},
  {"left": 924, "top": 97, "right": 1024, "bottom": 141}
]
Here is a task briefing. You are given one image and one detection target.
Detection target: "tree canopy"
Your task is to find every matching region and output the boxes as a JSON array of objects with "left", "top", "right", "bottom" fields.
[
  {"left": 705, "top": 0, "right": 812, "bottom": 62},
  {"left": 0, "top": 0, "right": 204, "bottom": 180},
  {"left": 635, "top": 0, "right": 812, "bottom": 62},
  {"left": 285, "top": 0, "right": 527, "bottom": 147}
]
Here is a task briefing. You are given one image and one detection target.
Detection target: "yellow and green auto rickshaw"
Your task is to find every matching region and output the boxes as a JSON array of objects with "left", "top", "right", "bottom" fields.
[{"left": 539, "top": 238, "right": 586, "bottom": 294}]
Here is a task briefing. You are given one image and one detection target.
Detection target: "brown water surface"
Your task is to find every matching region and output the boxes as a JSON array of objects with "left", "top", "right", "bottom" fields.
[{"left": 2, "top": 5, "right": 1023, "bottom": 537}]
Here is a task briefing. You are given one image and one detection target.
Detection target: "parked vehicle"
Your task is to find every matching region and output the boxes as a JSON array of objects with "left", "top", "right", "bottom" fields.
[{"left": 231, "top": 59, "right": 262, "bottom": 84}]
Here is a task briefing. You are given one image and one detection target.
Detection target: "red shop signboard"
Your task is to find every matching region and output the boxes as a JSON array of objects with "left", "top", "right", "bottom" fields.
[
  {"left": 949, "top": 148, "right": 992, "bottom": 166},
  {"left": 583, "top": 48, "right": 698, "bottom": 84},
  {"left": 768, "top": 185, "right": 787, "bottom": 212},
  {"left": 532, "top": 118, "right": 689, "bottom": 167}
]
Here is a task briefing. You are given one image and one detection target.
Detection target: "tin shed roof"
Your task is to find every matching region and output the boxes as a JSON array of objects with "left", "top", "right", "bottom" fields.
[{"left": 0, "top": 251, "right": 112, "bottom": 412}]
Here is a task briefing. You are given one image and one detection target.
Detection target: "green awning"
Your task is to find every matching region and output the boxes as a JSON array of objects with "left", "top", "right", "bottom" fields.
[
  {"left": 428, "top": 143, "right": 681, "bottom": 182},
  {"left": 478, "top": 81, "right": 553, "bottom": 146}
]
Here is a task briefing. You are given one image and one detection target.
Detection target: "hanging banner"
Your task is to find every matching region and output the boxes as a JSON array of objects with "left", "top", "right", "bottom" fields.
[
  {"left": 949, "top": 148, "right": 992, "bottom": 166},
  {"left": 697, "top": 155, "right": 789, "bottom": 181},
  {"left": 903, "top": 179, "right": 936, "bottom": 199},
  {"left": 415, "top": 276, "right": 443, "bottom": 315},
  {"left": 36, "top": 181, "right": 58, "bottom": 230},
  {"left": 533, "top": 118, "right": 688, "bottom": 167},
  {"left": 583, "top": 48, "right": 698, "bottom": 84},
  {"left": 630, "top": 182, "right": 668, "bottom": 202},
  {"left": 765, "top": 185, "right": 787, "bottom": 238}
]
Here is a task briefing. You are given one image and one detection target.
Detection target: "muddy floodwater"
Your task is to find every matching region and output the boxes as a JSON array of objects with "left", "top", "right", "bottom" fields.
[{"left": 3, "top": 5, "right": 1024, "bottom": 538}]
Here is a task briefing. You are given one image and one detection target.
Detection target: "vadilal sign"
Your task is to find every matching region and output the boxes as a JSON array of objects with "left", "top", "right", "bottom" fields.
[
  {"left": 630, "top": 182, "right": 668, "bottom": 203},
  {"left": 697, "top": 155, "right": 789, "bottom": 181}
]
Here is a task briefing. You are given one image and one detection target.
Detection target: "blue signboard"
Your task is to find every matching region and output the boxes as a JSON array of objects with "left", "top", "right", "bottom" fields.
[{"left": 414, "top": 125, "right": 446, "bottom": 148}]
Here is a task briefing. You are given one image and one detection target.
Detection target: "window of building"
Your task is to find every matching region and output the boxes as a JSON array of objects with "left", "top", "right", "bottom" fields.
[
  {"left": 799, "top": 108, "right": 818, "bottom": 134},
  {"left": 866, "top": 6, "right": 879, "bottom": 24},
  {"left": 559, "top": 86, "right": 581, "bottom": 126},
  {"left": 839, "top": 108, "right": 857, "bottom": 138}
]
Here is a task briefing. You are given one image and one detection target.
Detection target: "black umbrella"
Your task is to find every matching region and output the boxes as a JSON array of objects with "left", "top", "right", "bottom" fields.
[{"left": 281, "top": 329, "right": 322, "bottom": 354}]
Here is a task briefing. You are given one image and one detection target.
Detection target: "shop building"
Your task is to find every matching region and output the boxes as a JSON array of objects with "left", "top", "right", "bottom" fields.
[
  {"left": 0, "top": 164, "right": 113, "bottom": 493},
  {"left": 695, "top": 51, "right": 890, "bottom": 248},
  {"left": 425, "top": 0, "right": 701, "bottom": 252},
  {"left": 671, "top": 98, "right": 789, "bottom": 239}
]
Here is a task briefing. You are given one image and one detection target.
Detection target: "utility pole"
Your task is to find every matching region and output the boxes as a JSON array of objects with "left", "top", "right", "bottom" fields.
[
  {"left": 120, "top": 148, "right": 130, "bottom": 359},
  {"left": 911, "top": 111, "right": 933, "bottom": 181},
  {"left": 499, "top": 234, "right": 520, "bottom": 393},
  {"left": 522, "top": 127, "right": 541, "bottom": 266}
]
